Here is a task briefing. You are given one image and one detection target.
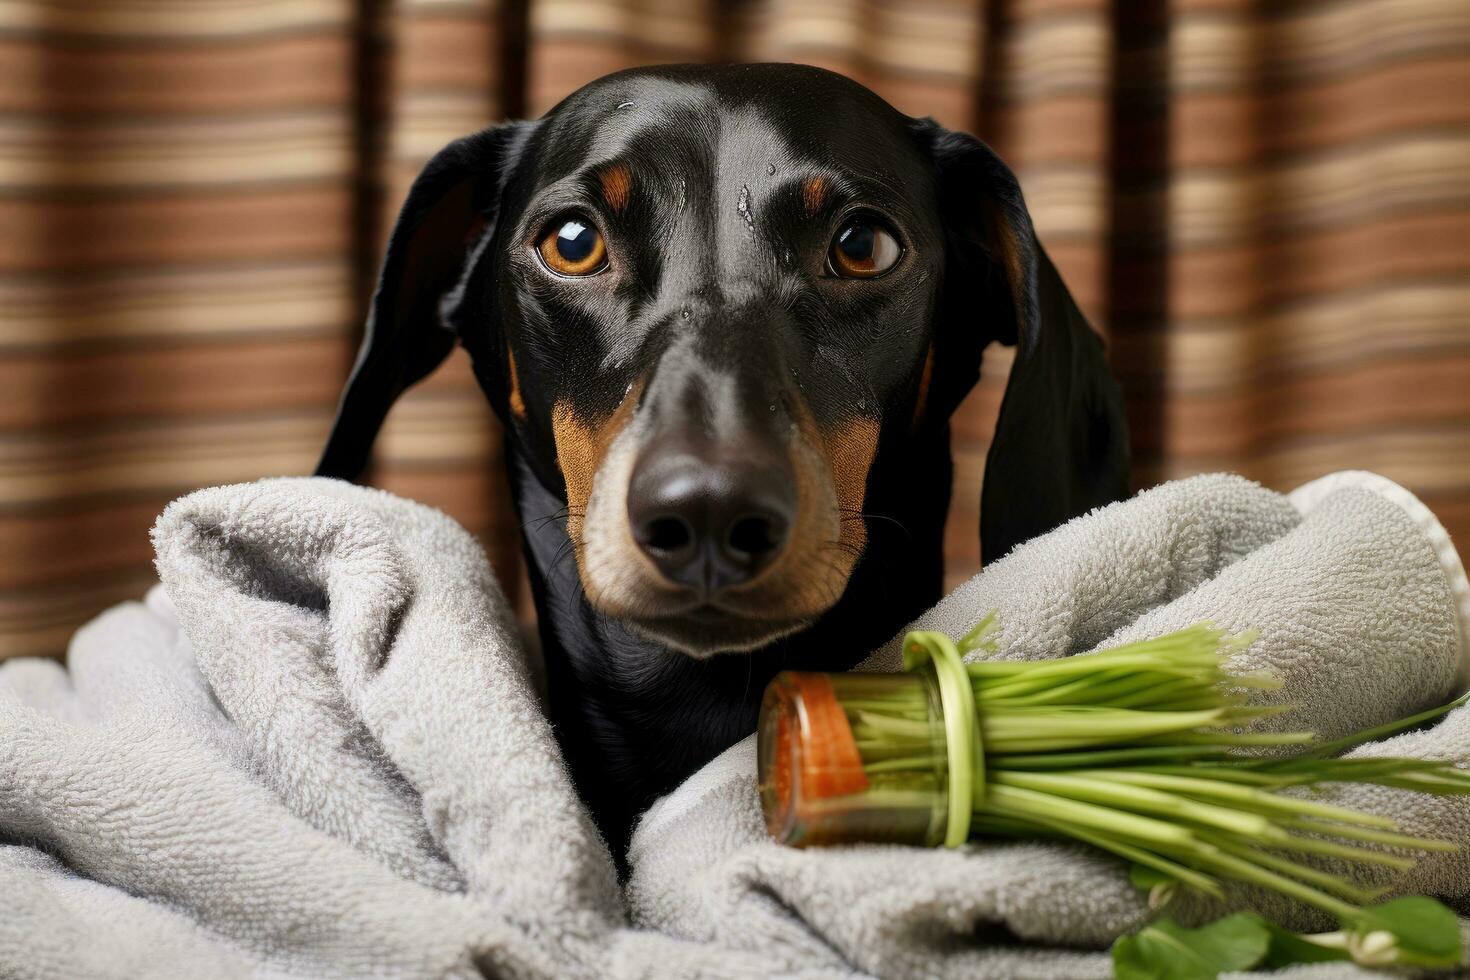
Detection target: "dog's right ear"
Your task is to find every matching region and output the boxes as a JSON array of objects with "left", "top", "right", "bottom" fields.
[{"left": 316, "top": 122, "right": 535, "bottom": 481}]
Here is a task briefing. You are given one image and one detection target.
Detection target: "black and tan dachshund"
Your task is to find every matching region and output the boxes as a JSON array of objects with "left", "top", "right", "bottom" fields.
[{"left": 317, "top": 63, "right": 1129, "bottom": 853}]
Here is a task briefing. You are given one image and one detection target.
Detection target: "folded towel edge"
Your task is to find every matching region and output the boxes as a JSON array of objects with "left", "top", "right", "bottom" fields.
[
  {"left": 628, "top": 736, "right": 758, "bottom": 867},
  {"left": 1289, "top": 470, "right": 1470, "bottom": 690}
]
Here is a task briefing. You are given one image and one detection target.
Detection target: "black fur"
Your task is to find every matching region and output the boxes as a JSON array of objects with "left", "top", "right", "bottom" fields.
[{"left": 317, "top": 64, "right": 1130, "bottom": 853}]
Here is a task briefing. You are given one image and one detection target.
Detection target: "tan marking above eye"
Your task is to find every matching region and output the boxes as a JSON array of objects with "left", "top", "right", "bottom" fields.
[
  {"left": 600, "top": 163, "right": 632, "bottom": 212},
  {"left": 802, "top": 175, "right": 831, "bottom": 214}
]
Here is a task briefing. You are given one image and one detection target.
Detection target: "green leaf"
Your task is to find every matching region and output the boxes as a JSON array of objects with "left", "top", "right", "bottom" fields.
[
  {"left": 1352, "top": 896, "right": 1462, "bottom": 967},
  {"left": 1112, "top": 915, "right": 1270, "bottom": 980},
  {"left": 1258, "top": 920, "right": 1351, "bottom": 968}
]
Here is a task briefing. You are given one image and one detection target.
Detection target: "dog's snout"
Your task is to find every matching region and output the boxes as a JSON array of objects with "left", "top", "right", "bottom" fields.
[{"left": 628, "top": 435, "right": 796, "bottom": 596}]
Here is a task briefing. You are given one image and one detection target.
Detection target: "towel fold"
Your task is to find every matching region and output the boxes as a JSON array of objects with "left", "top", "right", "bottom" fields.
[
  {"left": 2, "top": 470, "right": 1467, "bottom": 978},
  {"left": 0, "top": 479, "right": 780, "bottom": 980}
]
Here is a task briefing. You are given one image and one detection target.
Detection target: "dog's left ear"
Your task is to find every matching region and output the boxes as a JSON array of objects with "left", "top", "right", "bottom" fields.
[
  {"left": 913, "top": 119, "right": 1131, "bottom": 565},
  {"left": 316, "top": 121, "right": 535, "bottom": 481}
]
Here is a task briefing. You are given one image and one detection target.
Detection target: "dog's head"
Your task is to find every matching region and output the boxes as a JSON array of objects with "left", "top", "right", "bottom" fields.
[{"left": 318, "top": 64, "right": 1128, "bottom": 657}]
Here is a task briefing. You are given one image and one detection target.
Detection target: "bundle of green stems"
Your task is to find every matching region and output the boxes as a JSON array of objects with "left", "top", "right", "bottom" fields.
[{"left": 766, "top": 616, "right": 1470, "bottom": 931}]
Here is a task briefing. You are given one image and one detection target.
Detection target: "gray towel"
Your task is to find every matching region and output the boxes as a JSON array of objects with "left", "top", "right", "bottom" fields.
[
  {"left": 626, "top": 472, "right": 1470, "bottom": 978},
  {"left": 0, "top": 479, "right": 785, "bottom": 980},
  {"left": 3, "top": 471, "right": 1468, "bottom": 978}
]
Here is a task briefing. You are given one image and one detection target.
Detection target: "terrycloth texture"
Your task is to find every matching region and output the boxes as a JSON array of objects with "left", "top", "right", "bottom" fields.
[
  {"left": 0, "top": 479, "right": 788, "bottom": 980},
  {"left": 626, "top": 472, "right": 1470, "bottom": 978},
  {"left": 3, "top": 471, "right": 1468, "bottom": 978}
]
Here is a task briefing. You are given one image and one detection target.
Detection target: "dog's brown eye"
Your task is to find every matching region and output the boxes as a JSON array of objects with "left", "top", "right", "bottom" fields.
[
  {"left": 828, "top": 218, "right": 901, "bottom": 278},
  {"left": 538, "top": 216, "right": 607, "bottom": 276}
]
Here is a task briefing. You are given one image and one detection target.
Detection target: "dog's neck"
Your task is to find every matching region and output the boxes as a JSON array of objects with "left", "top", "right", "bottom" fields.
[{"left": 505, "top": 432, "right": 953, "bottom": 851}]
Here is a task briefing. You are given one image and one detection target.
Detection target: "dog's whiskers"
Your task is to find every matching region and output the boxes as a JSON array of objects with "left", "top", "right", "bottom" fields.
[
  {"left": 818, "top": 537, "right": 865, "bottom": 562},
  {"left": 520, "top": 507, "right": 584, "bottom": 536},
  {"left": 544, "top": 536, "right": 581, "bottom": 583},
  {"left": 837, "top": 507, "right": 912, "bottom": 540}
]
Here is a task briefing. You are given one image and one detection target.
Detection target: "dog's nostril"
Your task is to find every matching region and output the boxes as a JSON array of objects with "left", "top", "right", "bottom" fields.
[
  {"left": 643, "top": 515, "right": 694, "bottom": 553},
  {"left": 626, "top": 436, "right": 798, "bottom": 595},
  {"left": 727, "top": 514, "right": 783, "bottom": 558}
]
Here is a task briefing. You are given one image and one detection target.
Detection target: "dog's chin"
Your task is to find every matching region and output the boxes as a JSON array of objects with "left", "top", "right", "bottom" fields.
[{"left": 623, "top": 606, "right": 812, "bottom": 659}]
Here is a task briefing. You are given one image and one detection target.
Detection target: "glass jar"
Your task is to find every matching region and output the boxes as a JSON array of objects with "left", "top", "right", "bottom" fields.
[{"left": 757, "top": 669, "right": 952, "bottom": 847}]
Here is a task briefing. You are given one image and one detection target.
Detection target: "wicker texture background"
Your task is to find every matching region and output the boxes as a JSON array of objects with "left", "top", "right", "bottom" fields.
[{"left": 3, "top": 0, "right": 1468, "bottom": 659}]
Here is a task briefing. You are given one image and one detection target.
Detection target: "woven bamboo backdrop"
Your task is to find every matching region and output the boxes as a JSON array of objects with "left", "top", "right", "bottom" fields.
[{"left": 3, "top": 0, "right": 1468, "bottom": 659}]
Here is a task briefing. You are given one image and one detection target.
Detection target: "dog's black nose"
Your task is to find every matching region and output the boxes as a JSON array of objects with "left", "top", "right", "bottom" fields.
[{"left": 627, "top": 436, "right": 796, "bottom": 596}]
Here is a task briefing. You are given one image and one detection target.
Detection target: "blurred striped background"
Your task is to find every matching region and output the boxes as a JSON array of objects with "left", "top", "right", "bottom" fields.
[{"left": 3, "top": 0, "right": 1468, "bottom": 660}]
